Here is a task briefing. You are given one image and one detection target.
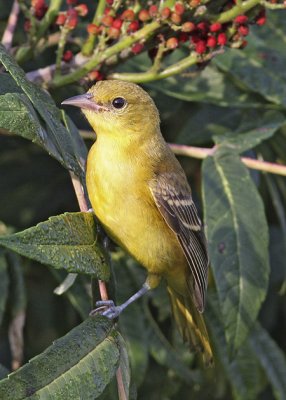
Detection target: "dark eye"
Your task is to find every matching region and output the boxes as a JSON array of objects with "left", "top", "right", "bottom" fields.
[{"left": 112, "top": 97, "right": 126, "bottom": 109}]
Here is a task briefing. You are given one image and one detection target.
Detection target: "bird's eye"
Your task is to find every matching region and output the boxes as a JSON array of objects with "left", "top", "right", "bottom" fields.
[{"left": 112, "top": 97, "right": 126, "bottom": 109}]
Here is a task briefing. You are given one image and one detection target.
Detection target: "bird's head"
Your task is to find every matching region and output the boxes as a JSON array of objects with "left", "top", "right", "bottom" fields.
[{"left": 62, "top": 80, "right": 160, "bottom": 138}]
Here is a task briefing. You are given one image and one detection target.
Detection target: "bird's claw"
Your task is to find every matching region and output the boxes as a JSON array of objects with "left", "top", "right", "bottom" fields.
[{"left": 90, "top": 300, "right": 121, "bottom": 320}]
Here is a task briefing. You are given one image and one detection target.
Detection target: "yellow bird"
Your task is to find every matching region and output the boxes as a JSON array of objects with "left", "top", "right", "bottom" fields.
[{"left": 62, "top": 80, "right": 213, "bottom": 364}]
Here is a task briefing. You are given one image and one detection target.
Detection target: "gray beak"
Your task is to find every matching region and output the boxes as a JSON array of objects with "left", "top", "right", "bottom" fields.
[{"left": 61, "top": 93, "right": 108, "bottom": 112}]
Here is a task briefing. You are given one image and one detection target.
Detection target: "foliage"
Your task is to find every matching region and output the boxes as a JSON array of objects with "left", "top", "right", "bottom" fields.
[{"left": 0, "top": 1, "right": 286, "bottom": 399}]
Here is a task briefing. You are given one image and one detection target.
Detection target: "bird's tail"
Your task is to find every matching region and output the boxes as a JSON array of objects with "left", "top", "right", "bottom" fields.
[{"left": 167, "top": 286, "right": 213, "bottom": 366}]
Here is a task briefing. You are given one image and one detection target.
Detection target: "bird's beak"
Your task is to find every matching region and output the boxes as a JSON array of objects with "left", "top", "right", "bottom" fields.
[{"left": 61, "top": 93, "right": 108, "bottom": 112}]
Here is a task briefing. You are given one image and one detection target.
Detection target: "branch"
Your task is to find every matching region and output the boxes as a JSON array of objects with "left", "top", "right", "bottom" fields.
[
  {"left": 109, "top": 50, "right": 223, "bottom": 83},
  {"left": 69, "top": 171, "right": 109, "bottom": 302},
  {"left": 1, "top": 0, "right": 20, "bottom": 51},
  {"left": 169, "top": 143, "right": 286, "bottom": 176},
  {"left": 51, "top": 20, "right": 160, "bottom": 88},
  {"left": 213, "top": 0, "right": 261, "bottom": 23}
]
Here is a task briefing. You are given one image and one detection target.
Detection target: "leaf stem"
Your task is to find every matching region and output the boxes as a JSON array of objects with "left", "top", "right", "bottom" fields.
[{"left": 169, "top": 143, "right": 286, "bottom": 176}]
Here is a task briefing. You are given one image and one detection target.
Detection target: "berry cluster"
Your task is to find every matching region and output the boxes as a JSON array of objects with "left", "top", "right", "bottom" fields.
[
  {"left": 82, "top": 1, "right": 269, "bottom": 81},
  {"left": 21, "top": 0, "right": 283, "bottom": 85}
]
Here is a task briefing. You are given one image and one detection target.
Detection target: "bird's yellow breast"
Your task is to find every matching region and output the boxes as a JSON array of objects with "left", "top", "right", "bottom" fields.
[{"left": 86, "top": 136, "right": 186, "bottom": 277}]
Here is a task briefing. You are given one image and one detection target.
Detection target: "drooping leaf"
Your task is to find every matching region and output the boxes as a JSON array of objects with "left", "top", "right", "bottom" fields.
[
  {"left": 214, "top": 17, "right": 286, "bottom": 109},
  {"left": 206, "top": 294, "right": 265, "bottom": 400},
  {"left": 0, "top": 316, "right": 120, "bottom": 400},
  {"left": 147, "top": 64, "right": 268, "bottom": 108},
  {"left": 202, "top": 149, "right": 269, "bottom": 353},
  {"left": 0, "top": 212, "right": 110, "bottom": 280},
  {"left": 249, "top": 323, "right": 286, "bottom": 400},
  {"left": 0, "top": 44, "right": 86, "bottom": 178},
  {"left": 213, "top": 111, "right": 285, "bottom": 153}
]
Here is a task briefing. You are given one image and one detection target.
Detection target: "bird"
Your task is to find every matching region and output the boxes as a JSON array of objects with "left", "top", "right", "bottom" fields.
[{"left": 62, "top": 80, "right": 213, "bottom": 365}]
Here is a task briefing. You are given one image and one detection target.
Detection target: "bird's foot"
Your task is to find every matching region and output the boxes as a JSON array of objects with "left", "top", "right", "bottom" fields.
[{"left": 90, "top": 300, "right": 122, "bottom": 320}]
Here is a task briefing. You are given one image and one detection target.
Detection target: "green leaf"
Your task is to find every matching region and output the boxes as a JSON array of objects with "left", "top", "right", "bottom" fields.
[
  {"left": 0, "top": 253, "right": 9, "bottom": 327},
  {"left": 0, "top": 316, "right": 120, "bottom": 400},
  {"left": 0, "top": 44, "right": 86, "bottom": 177},
  {"left": 202, "top": 149, "right": 269, "bottom": 354},
  {"left": 117, "top": 334, "right": 131, "bottom": 400},
  {"left": 213, "top": 111, "right": 285, "bottom": 153},
  {"left": 0, "top": 212, "right": 110, "bottom": 280},
  {"left": 214, "top": 47, "right": 286, "bottom": 107},
  {"left": 249, "top": 323, "right": 286, "bottom": 400},
  {"left": 207, "top": 294, "right": 265, "bottom": 400}
]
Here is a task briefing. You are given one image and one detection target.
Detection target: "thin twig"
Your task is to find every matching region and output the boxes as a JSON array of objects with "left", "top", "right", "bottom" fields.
[
  {"left": 1, "top": 0, "right": 20, "bottom": 51},
  {"left": 69, "top": 171, "right": 109, "bottom": 301},
  {"left": 116, "top": 367, "right": 127, "bottom": 400},
  {"left": 169, "top": 143, "right": 286, "bottom": 176}
]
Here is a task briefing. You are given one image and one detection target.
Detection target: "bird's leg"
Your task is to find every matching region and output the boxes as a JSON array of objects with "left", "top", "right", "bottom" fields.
[{"left": 90, "top": 282, "right": 151, "bottom": 319}]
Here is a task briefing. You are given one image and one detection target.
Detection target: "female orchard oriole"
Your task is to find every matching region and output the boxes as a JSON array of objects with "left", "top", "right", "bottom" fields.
[{"left": 62, "top": 80, "right": 213, "bottom": 365}]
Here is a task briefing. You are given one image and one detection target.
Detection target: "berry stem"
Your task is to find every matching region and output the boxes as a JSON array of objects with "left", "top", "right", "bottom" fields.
[
  {"left": 82, "top": 0, "right": 106, "bottom": 56},
  {"left": 55, "top": 25, "right": 70, "bottom": 76},
  {"left": 15, "top": 0, "right": 63, "bottom": 64},
  {"left": 214, "top": 0, "right": 261, "bottom": 23},
  {"left": 52, "top": 20, "right": 161, "bottom": 87},
  {"left": 1, "top": 0, "right": 20, "bottom": 51}
]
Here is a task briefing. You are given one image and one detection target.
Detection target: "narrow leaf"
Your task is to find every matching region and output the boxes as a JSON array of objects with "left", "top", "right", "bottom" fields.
[
  {"left": 0, "top": 212, "right": 110, "bottom": 280},
  {"left": 0, "top": 316, "right": 120, "bottom": 400},
  {"left": 202, "top": 149, "right": 269, "bottom": 353}
]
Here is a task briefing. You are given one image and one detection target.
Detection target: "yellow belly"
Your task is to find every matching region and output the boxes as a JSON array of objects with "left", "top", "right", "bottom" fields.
[{"left": 86, "top": 141, "right": 187, "bottom": 279}]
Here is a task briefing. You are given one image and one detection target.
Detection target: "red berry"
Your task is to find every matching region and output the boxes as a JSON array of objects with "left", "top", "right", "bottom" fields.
[
  {"left": 174, "top": 2, "right": 185, "bottom": 15},
  {"left": 210, "top": 22, "right": 222, "bottom": 32},
  {"left": 55, "top": 13, "right": 67, "bottom": 25},
  {"left": 108, "top": 27, "right": 121, "bottom": 38},
  {"left": 66, "top": 9, "right": 78, "bottom": 29},
  {"left": 238, "top": 25, "right": 249, "bottom": 36},
  {"left": 138, "top": 9, "right": 150, "bottom": 22},
  {"left": 112, "top": 18, "right": 123, "bottom": 29},
  {"left": 171, "top": 12, "right": 181, "bottom": 24},
  {"left": 104, "top": 7, "right": 112, "bottom": 15},
  {"left": 75, "top": 4, "right": 88, "bottom": 17},
  {"left": 182, "top": 21, "right": 195, "bottom": 32},
  {"left": 106, "top": 0, "right": 114, "bottom": 4},
  {"left": 121, "top": 9, "right": 135, "bottom": 21},
  {"left": 166, "top": 37, "right": 179, "bottom": 49},
  {"left": 195, "top": 40, "right": 206, "bottom": 54},
  {"left": 127, "top": 20, "right": 140, "bottom": 32},
  {"left": 87, "top": 23, "right": 100, "bottom": 35},
  {"left": 88, "top": 70, "right": 104, "bottom": 81},
  {"left": 66, "top": 0, "right": 77, "bottom": 4},
  {"left": 63, "top": 50, "right": 73, "bottom": 62},
  {"left": 197, "top": 22, "right": 209, "bottom": 33},
  {"left": 161, "top": 7, "right": 171, "bottom": 19},
  {"left": 217, "top": 32, "right": 227, "bottom": 46},
  {"left": 178, "top": 32, "right": 189, "bottom": 42},
  {"left": 101, "top": 15, "right": 114, "bottom": 27},
  {"left": 131, "top": 43, "right": 144, "bottom": 54},
  {"left": 256, "top": 10, "right": 266, "bottom": 25},
  {"left": 108, "top": 26, "right": 120, "bottom": 39},
  {"left": 234, "top": 15, "right": 248, "bottom": 24},
  {"left": 33, "top": 0, "right": 48, "bottom": 19},
  {"left": 207, "top": 35, "right": 217, "bottom": 48},
  {"left": 149, "top": 5, "right": 158, "bottom": 17}
]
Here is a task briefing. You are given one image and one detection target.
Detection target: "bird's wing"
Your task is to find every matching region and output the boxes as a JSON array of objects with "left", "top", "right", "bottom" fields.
[{"left": 149, "top": 172, "right": 209, "bottom": 312}]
